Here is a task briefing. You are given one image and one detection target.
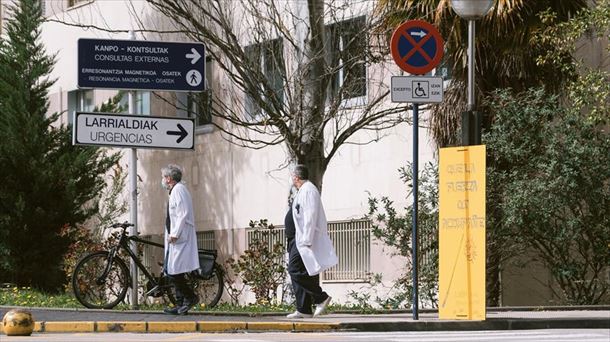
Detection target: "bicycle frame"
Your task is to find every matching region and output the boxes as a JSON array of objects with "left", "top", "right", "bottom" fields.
[{"left": 106, "top": 226, "right": 168, "bottom": 296}]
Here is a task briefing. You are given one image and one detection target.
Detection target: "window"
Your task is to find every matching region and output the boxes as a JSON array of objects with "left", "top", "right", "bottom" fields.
[
  {"left": 118, "top": 91, "right": 150, "bottom": 115},
  {"left": 67, "top": 0, "right": 92, "bottom": 8},
  {"left": 244, "top": 38, "right": 285, "bottom": 118},
  {"left": 67, "top": 89, "right": 94, "bottom": 125},
  {"left": 175, "top": 91, "right": 212, "bottom": 127},
  {"left": 175, "top": 58, "right": 212, "bottom": 128},
  {"left": 327, "top": 16, "right": 367, "bottom": 103},
  {"left": 323, "top": 219, "right": 371, "bottom": 282},
  {"left": 197, "top": 231, "right": 216, "bottom": 250},
  {"left": 187, "top": 92, "right": 212, "bottom": 127},
  {"left": 190, "top": 57, "right": 213, "bottom": 127}
]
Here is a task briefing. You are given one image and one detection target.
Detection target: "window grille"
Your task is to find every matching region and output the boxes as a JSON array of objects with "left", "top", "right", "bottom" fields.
[
  {"left": 246, "top": 227, "right": 286, "bottom": 251},
  {"left": 418, "top": 222, "right": 438, "bottom": 272},
  {"left": 197, "top": 230, "right": 216, "bottom": 250},
  {"left": 324, "top": 219, "right": 371, "bottom": 282},
  {"left": 246, "top": 219, "right": 371, "bottom": 282}
]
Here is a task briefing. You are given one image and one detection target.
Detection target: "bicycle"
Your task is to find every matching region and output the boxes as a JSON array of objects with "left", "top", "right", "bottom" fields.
[{"left": 71, "top": 222, "right": 223, "bottom": 310}]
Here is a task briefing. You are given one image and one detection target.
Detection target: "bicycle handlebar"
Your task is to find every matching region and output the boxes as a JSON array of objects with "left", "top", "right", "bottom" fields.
[{"left": 110, "top": 222, "right": 134, "bottom": 229}]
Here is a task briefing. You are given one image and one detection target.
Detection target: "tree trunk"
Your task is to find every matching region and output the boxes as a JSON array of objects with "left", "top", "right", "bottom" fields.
[{"left": 296, "top": 138, "right": 326, "bottom": 194}]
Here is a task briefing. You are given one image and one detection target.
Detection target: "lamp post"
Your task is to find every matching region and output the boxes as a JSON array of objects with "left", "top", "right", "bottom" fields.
[{"left": 450, "top": 0, "right": 493, "bottom": 145}]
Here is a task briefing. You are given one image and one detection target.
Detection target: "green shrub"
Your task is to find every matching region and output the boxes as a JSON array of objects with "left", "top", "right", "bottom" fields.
[{"left": 225, "top": 219, "right": 287, "bottom": 305}]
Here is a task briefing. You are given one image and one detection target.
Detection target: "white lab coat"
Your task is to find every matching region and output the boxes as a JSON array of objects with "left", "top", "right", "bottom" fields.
[
  {"left": 292, "top": 181, "right": 338, "bottom": 276},
  {"left": 164, "top": 182, "right": 200, "bottom": 275}
]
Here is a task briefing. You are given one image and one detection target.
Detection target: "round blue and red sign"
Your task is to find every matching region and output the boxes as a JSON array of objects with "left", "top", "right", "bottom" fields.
[{"left": 390, "top": 20, "right": 444, "bottom": 75}]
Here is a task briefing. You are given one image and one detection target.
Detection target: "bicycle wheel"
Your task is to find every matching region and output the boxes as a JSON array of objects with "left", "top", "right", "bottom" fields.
[
  {"left": 72, "top": 251, "right": 130, "bottom": 309},
  {"left": 192, "top": 263, "right": 223, "bottom": 308}
]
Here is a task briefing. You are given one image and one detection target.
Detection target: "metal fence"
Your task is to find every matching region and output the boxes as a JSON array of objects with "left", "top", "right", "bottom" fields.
[
  {"left": 324, "top": 219, "right": 371, "bottom": 282},
  {"left": 197, "top": 230, "right": 216, "bottom": 250},
  {"left": 245, "top": 219, "right": 371, "bottom": 282}
]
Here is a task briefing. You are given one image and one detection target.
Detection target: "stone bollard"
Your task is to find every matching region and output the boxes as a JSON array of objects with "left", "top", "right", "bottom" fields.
[{"left": 2, "top": 309, "right": 35, "bottom": 336}]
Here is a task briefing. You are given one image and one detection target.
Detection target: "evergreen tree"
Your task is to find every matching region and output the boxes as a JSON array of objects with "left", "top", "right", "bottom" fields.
[{"left": 0, "top": 0, "right": 120, "bottom": 291}]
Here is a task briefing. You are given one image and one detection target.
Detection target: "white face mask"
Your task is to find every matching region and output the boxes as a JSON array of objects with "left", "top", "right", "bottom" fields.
[{"left": 161, "top": 177, "right": 170, "bottom": 190}]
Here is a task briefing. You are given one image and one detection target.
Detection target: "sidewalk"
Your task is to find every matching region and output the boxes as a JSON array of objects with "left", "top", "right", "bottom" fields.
[{"left": 1, "top": 306, "right": 608, "bottom": 334}]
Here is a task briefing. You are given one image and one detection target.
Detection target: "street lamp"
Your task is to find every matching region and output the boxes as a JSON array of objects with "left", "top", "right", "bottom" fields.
[{"left": 450, "top": 0, "right": 493, "bottom": 145}]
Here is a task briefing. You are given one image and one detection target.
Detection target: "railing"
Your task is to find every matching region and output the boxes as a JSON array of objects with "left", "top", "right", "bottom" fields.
[
  {"left": 197, "top": 230, "right": 216, "bottom": 250},
  {"left": 246, "top": 219, "right": 372, "bottom": 282},
  {"left": 324, "top": 219, "right": 371, "bottom": 282}
]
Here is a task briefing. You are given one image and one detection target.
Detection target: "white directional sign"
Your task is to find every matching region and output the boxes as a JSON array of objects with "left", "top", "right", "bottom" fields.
[
  {"left": 73, "top": 112, "right": 194, "bottom": 150},
  {"left": 391, "top": 76, "right": 444, "bottom": 103}
]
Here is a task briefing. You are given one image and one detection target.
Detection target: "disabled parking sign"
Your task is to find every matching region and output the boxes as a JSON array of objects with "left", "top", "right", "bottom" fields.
[
  {"left": 391, "top": 76, "right": 443, "bottom": 103},
  {"left": 390, "top": 20, "right": 444, "bottom": 75}
]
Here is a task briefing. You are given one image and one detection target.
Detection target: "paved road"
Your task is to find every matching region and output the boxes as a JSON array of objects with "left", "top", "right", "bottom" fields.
[{"left": 3, "top": 329, "right": 609, "bottom": 342}]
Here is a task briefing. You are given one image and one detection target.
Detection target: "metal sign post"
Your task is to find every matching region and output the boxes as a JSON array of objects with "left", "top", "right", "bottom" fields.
[
  {"left": 128, "top": 89, "right": 138, "bottom": 310},
  {"left": 390, "top": 20, "right": 445, "bottom": 321}
]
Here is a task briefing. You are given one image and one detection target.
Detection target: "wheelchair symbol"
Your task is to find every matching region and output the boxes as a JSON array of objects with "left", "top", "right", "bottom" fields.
[{"left": 412, "top": 81, "right": 429, "bottom": 98}]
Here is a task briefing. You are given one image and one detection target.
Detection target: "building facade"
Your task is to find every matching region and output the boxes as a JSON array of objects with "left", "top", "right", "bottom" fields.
[{"left": 35, "top": 0, "right": 433, "bottom": 306}]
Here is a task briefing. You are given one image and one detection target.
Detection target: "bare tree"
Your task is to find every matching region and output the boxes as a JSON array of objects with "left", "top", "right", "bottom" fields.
[{"left": 139, "top": 0, "right": 408, "bottom": 191}]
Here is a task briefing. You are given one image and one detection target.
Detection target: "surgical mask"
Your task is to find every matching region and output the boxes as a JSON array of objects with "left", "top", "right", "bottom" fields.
[{"left": 161, "top": 178, "right": 170, "bottom": 190}]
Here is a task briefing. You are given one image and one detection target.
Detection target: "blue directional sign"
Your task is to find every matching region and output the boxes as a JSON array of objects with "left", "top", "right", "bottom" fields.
[
  {"left": 390, "top": 20, "right": 444, "bottom": 75},
  {"left": 78, "top": 38, "right": 205, "bottom": 92}
]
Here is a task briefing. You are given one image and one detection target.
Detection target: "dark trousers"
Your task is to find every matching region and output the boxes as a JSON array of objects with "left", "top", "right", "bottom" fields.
[
  {"left": 287, "top": 239, "right": 329, "bottom": 314},
  {"left": 167, "top": 273, "right": 197, "bottom": 306}
]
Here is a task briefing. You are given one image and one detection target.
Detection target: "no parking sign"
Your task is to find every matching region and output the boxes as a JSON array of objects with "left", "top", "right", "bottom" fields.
[{"left": 390, "top": 20, "right": 444, "bottom": 75}]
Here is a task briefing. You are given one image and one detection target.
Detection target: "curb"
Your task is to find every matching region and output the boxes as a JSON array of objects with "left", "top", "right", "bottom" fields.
[
  {"left": 0, "top": 321, "right": 341, "bottom": 334},
  {"left": 2, "top": 318, "right": 608, "bottom": 334},
  {"left": 339, "top": 317, "right": 610, "bottom": 332}
]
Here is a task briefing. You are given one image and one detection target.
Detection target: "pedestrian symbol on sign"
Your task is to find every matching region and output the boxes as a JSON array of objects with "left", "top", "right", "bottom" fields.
[{"left": 186, "top": 70, "right": 202, "bottom": 87}]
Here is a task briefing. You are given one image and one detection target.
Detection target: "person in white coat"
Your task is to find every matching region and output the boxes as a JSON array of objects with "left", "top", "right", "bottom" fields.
[
  {"left": 161, "top": 164, "right": 200, "bottom": 315},
  {"left": 285, "top": 164, "right": 338, "bottom": 319}
]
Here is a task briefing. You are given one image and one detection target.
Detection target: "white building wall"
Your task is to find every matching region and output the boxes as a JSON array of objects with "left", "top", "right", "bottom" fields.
[{"left": 40, "top": 0, "right": 435, "bottom": 306}]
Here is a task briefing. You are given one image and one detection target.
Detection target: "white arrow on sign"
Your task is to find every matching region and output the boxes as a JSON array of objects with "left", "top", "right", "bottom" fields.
[
  {"left": 410, "top": 30, "right": 427, "bottom": 38},
  {"left": 185, "top": 48, "right": 202, "bottom": 64},
  {"left": 73, "top": 112, "right": 195, "bottom": 150}
]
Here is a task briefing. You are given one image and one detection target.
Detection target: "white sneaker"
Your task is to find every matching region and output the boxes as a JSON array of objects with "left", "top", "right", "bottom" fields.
[
  {"left": 286, "top": 311, "right": 313, "bottom": 319},
  {"left": 314, "top": 296, "right": 332, "bottom": 316}
]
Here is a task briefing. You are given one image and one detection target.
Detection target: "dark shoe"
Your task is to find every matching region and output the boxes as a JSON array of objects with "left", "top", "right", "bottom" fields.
[
  {"left": 177, "top": 297, "right": 199, "bottom": 315},
  {"left": 163, "top": 306, "right": 179, "bottom": 315}
]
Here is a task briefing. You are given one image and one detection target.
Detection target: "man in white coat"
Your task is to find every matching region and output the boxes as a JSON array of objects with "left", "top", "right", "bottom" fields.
[
  {"left": 161, "top": 164, "right": 200, "bottom": 315},
  {"left": 285, "top": 164, "right": 338, "bottom": 318}
]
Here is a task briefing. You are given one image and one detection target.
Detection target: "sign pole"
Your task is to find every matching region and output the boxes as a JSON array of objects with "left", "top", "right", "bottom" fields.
[
  {"left": 389, "top": 19, "right": 444, "bottom": 321},
  {"left": 128, "top": 31, "right": 139, "bottom": 310},
  {"left": 412, "top": 103, "right": 419, "bottom": 320}
]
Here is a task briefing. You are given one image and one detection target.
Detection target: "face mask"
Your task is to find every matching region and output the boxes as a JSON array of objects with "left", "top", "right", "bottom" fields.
[{"left": 161, "top": 178, "right": 170, "bottom": 190}]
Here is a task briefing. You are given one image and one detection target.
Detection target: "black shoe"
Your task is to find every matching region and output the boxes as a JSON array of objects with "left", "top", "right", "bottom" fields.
[
  {"left": 177, "top": 297, "right": 199, "bottom": 315},
  {"left": 163, "top": 306, "right": 179, "bottom": 315}
]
